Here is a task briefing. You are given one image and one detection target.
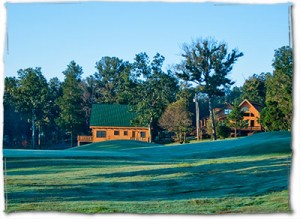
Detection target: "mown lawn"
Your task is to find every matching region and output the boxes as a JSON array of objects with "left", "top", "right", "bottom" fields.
[{"left": 3, "top": 131, "right": 292, "bottom": 214}]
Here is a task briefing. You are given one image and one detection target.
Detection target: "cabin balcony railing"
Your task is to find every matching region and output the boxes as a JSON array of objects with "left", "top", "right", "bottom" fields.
[
  {"left": 130, "top": 137, "right": 149, "bottom": 142},
  {"left": 77, "top": 135, "right": 93, "bottom": 146},
  {"left": 240, "top": 126, "right": 262, "bottom": 131}
]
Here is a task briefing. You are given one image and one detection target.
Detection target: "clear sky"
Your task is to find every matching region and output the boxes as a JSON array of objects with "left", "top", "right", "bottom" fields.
[{"left": 4, "top": 2, "right": 290, "bottom": 87}]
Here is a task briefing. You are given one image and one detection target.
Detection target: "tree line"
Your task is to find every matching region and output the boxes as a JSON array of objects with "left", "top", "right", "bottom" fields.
[{"left": 3, "top": 38, "right": 293, "bottom": 148}]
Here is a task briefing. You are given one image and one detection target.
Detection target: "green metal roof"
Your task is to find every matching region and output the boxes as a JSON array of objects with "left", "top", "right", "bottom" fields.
[{"left": 90, "top": 104, "right": 143, "bottom": 127}]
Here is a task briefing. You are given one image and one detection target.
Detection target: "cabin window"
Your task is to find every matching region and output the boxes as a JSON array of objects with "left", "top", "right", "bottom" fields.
[
  {"left": 243, "top": 112, "right": 254, "bottom": 117},
  {"left": 140, "top": 132, "right": 146, "bottom": 138},
  {"left": 224, "top": 109, "right": 232, "bottom": 115},
  {"left": 114, "top": 130, "right": 120, "bottom": 136},
  {"left": 250, "top": 120, "right": 255, "bottom": 127},
  {"left": 124, "top": 131, "right": 128, "bottom": 136},
  {"left": 241, "top": 107, "right": 249, "bottom": 112},
  {"left": 96, "top": 131, "right": 106, "bottom": 138},
  {"left": 243, "top": 112, "right": 250, "bottom": 117}
]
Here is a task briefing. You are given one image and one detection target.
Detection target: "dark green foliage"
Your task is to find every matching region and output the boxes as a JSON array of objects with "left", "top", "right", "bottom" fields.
[
  {"left": 10, "top": 68, "right": 50, "bottom": 148},
  {"left": 176, "top": 38, "right": 243, "bottom": 98},
  {"left": 3, "top": 73, "right": 64, "bottom": 148},
  {"left": 260, "top": 101, "right": 287, "bottom": 131},
  {"left": 176, "top": 81, "right": 193, "bottom": 106},
  {"left": 130, "top": 53, "right": 179, "bottom": 142},
  {"left": 227, "top": 101, "right": 247, "bottom": 137},
  {"left": 43, "top": 77, "right": 63, "bottom": 145},
  {"left": 3, "top": 77, "right": 18, "bottom": 106},
  {"left": 217, "top": 125, "right": 231, "bottom": 139},
  {"left": 4, "top": 44, "right": 292, "bottom": 147},
  {"left": 227, "top": 86, "right": 243, "bottom": 103},
  {"left": 242, "top": 73, "right": 269, "bottom": 105},
  {"left": 56, "top": 61, "right": 86, "bottom": 147},
  {"left": 260, "top": 46, "right": 293, "bottom": 130},
  {"left": 80, "top": 76, "right": 98, "bottom": 132},
  {"left": 3, "top": 77, "right": 30, "bottom": 147},
  {"left": 14, "top": 68, "right": 50, "bottom": 117},
  {"left": 94, "top": 57, "right": 133, "bottom": 104},
  {"left": 176, "top": 38, "right": 243, "bottom": 140}
]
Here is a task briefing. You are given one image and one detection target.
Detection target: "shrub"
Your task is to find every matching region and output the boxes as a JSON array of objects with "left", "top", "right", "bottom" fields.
[{"left": 217, "top": 125, "right": 231, "bottom": 139}]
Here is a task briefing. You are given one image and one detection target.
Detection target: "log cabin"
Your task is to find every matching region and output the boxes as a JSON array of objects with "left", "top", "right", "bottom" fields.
[
  {"left": 214, "top": 99, "right": 263, "bottom": 135},
  {"left": 77, "top": 104, "right": 150, "bottom": 145},
  {"left": 238, "top": 99, "right": 263, "bottom": 133},
  {"left": 214, "top": 103, "right": 234, "bottom": 122}
]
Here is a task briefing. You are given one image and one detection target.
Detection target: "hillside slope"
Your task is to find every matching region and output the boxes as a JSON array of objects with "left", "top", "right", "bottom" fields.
[
  {"left": 70, "top": 131, "right": 292, "bottom": 160},
  {"left": 3, "top": 132, "right": 291, "bottom": 160},
  {"left": 3, "top": 131, "right": 292, "bottom": 214}
]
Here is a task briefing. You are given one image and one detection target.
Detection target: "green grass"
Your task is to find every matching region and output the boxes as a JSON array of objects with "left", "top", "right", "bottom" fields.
[{"left": 3, "top": 131, "right": 292, "bottom": 214}]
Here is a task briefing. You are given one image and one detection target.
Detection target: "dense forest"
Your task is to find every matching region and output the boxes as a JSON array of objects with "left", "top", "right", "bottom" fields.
[{"left": 3, "top": 38, "right": 293, "bottom": 149}]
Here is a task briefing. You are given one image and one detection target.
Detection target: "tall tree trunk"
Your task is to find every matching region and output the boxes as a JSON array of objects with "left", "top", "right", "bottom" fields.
[
  {"left": 38, "top": 124, "right": 41, "bottom": 148},
  {"left": 71, "top": 125, "right": 74, "bottom": 147},
  {"left": 200, "top": 120, "right": 203, "bottom": 140},
  {"left": 195, "top": 93, "right": 200, "bottom": 141},
  {"left": 208, "top": 97, "right": 217, "bottom": 140},
  {"left": 71, "top": 131, "right": 73, "bottom": 147},
  {"left": 149, "top": 116, "right": 153, "bottom": 143},
  {"left": 32, "top": 110, "right": 36, "bottom": 149},
  {"left": 179, "top": 131, "right": 182, "bottom": 143},
  {"left": 234, "top": 125, "right": 237, "bottom": 138}
]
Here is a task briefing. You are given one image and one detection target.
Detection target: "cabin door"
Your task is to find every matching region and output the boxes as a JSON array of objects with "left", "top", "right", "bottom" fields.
[{"left": 132, "top": 131, "right": 136, "bottom": 140}]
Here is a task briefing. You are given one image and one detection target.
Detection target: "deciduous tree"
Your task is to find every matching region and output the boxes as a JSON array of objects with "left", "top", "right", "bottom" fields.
[
  {"left": 159, "top": 99, "right": 192, "bottom": 143},
  {"left": 260, "top": 101, "right": 287, "bottom": 131},
  {"left": 130, "top": 53, "right": 178, "bottom": 142},
  {"left": 176, "top": 38, "right": 243, "bottom": 140},
  {"left": 226, "top": 86, "right": 242, "bottom": 104},
  {"left": 3, "top": 77, "right": 30, "bottom": 147},
  {"left": 242, "top": 73, "right": 269, "bottom": 105},
  {"left": 265, "top": 46, "right": 293, "bottom": 129},
  {"left": 12, "top": 68, "right": 50, "bottom": 148}
]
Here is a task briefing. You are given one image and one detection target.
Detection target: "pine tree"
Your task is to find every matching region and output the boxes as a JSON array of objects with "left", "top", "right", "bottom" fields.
[
  {"left": 227, "top": 101, "right": 247, "bottom": 137},
  {"left": 56, "top": 61, "right": 85, "bottom": 147}
]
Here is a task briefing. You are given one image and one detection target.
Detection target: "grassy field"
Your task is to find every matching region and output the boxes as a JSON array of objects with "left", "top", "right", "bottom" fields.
[{"left": 3, "top": 131, "right": 292, "bottom": 214}]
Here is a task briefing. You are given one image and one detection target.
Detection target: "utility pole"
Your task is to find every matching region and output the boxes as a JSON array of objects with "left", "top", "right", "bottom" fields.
[
  {"left": 194, "top": 93, "right": 200, "bottom": 141},
  {"left": 32, "top": 109, "right": 35, "bottom": 149},
  {"left": 288, "top": 5, "right": 293, "bottom": 48}
]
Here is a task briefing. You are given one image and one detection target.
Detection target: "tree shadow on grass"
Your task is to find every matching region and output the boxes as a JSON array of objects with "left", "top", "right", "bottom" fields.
[
  {"left": 5, "top": 158, "right": 174, "bottom": 176},
  {"left": 6, "top": 156, "right": 290, "bottom": 204}
]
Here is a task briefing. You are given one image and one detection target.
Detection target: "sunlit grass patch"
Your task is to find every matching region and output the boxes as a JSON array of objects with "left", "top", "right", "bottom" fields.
[{"left": 6, "top": 190, "right": 290, "bottom": 214}]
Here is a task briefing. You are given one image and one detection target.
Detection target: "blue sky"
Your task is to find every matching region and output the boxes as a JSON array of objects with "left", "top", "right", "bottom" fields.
[{"left": 4, "top": 2, "right": 290, "bottom": 86}]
